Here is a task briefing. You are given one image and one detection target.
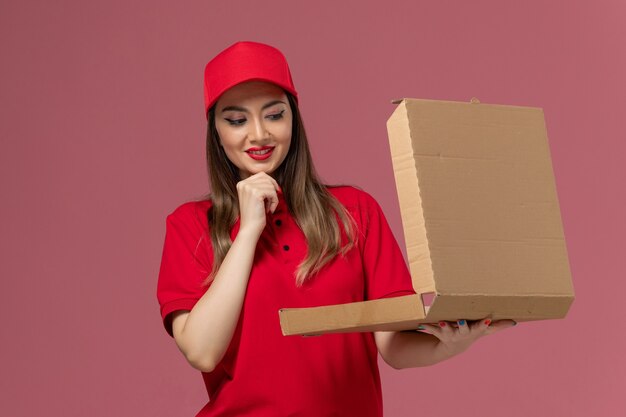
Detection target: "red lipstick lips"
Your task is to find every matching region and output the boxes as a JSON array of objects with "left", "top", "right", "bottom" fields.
[{"left": 246, "top": 146, "right": 274, "bottom": 161}]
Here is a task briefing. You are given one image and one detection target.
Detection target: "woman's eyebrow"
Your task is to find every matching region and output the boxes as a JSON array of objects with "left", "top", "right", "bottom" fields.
[
  {"left": 221, "top": 100, "right": 286, "bottom": 113},
  {"left": 261, "top": 100, "right": 287, "bottom": 110}
]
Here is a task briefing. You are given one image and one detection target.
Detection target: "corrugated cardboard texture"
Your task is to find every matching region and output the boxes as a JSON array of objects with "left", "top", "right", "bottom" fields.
[
  {"left": 386, "top": 102, "right": 436, "bottom": 296},
  {"left": 279, "top": 98, "right": 574, "bottom": 336}
]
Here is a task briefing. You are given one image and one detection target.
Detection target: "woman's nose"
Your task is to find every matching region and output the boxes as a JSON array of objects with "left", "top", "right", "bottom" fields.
[{"left": 248, "top": 116, "right": 270, "bottom": 142}]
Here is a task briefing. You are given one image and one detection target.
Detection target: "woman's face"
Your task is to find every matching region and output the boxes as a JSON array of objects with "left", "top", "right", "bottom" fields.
[{"left": 214, "top": 81, "right": 293, "bottom": 180}]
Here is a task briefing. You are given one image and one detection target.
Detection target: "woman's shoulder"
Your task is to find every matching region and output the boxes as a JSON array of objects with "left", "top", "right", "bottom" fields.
[
  {"left": 166, "top": 197, "right": 213, "bottom": 229},
  {"left": 325, "top": 184, "right": 379, "bottom": 210}
]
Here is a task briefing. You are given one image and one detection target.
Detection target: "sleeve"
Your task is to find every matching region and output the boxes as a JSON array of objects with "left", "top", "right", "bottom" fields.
[
  {"left": 358, "top": 190, "right": 416, "bottom": 301},
  {"left": 156, "top": 203, "right": 212, "bottom": 337}
]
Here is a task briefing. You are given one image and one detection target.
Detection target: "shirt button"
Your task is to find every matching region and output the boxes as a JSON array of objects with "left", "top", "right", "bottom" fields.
[
  {"left": 283, "top": 245, "right": 290, "bottom": 251},
  {"left": 275, "top": 219, "right": 282, "bottom": 226}
]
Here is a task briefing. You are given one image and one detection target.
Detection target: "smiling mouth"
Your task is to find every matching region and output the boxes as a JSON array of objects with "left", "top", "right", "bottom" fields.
[
  {"left": 245, "top": 146, "right": 275, "bottom": 160},
  {"left": 247, "top": 148, "right": 273, "bottom": 155}
]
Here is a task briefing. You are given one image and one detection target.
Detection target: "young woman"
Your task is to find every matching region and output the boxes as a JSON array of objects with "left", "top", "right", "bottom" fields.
[{"left": 157, "top": 41, "right": 515, "bottom": 417}]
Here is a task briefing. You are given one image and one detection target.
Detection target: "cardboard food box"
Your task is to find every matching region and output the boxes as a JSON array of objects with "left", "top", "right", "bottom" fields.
[{"left": 279, "top": 97, "right": 574, "bottom": 336}]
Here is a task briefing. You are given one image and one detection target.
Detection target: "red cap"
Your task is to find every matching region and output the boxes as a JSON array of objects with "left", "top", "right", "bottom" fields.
[{"left": 203, "top": 41, "right": 298, "bottom": 118}]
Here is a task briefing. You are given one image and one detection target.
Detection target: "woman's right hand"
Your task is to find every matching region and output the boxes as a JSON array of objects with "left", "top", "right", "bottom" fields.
[{"left": 236, "top": 172, "right": 281, "bottom": 237}]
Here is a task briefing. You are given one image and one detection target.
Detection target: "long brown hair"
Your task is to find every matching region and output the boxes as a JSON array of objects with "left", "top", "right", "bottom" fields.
[{"left": 201, "top": 92, "right": 357, "bottom": 286}]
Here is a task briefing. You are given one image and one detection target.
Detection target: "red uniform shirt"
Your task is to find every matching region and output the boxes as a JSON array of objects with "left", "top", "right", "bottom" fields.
[{"left": 157, "top": 185, "right": 415, "bottom": 416}]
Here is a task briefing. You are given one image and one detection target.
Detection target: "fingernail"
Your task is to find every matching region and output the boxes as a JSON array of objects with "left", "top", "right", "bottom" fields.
[
  {"left": 458, "top": 319, "right": 466, "bottom": 326},
  {"left": 417, "top": 325, "right": 425, "bottom": 330},
  {"left": 484, "top": 319, "right": 492, "bottom": 326},
  {"left": 439, "top": 321, "right": 446, "bottom": 327}
]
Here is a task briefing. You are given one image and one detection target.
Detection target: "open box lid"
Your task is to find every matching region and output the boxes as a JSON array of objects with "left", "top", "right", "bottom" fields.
[{"left": 279, "top": 97, "right": 574, "bottom": 336}]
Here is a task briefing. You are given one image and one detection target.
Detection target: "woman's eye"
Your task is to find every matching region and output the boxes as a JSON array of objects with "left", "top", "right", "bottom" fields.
[
  {"left": 266, "top": 110, "right": 285, "bottom": 121},
  {"left": 224, "top": 118, "right": 246, "bottom": 126}
]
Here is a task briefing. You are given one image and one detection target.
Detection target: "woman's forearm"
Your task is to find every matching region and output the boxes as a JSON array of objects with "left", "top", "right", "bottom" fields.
[
  {"left": 378, "top": 319, "right": 514, "bottom": 369},
  {"left": 174, "top": 228, "right": 260, "bottom": 372},
  {"left": 381, "top": 331, "right": 456, "bottom": 369}
]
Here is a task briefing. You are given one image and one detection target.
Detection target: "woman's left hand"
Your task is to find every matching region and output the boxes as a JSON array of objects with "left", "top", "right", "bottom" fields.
[{"left": 417, "top": 318, "right": 517, "bottom": 358}]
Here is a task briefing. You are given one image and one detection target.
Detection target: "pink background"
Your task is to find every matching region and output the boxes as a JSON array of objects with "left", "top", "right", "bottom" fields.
[{"left": 1, "top": 0, "right": 624, "bottom": 415}]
